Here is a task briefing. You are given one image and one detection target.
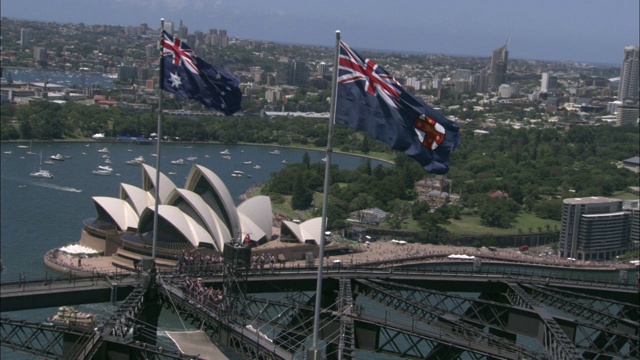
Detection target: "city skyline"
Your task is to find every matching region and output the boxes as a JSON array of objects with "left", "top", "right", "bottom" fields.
[{"left": 1, "top": 0, "right": 638, "bottom": 65}]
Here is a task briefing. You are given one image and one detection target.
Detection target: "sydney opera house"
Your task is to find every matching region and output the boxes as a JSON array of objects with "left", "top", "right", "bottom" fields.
[{"left": 50, "top": 163, "right": 327, "bottom": 272}]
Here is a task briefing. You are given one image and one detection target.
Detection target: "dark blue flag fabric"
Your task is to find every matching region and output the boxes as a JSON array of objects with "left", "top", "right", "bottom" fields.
[
  {"left": 335, "top": 40, "right": 460, "bottom": 174},
  {"left": 160, "top": 31, "right": 242, "bottom": 115}
]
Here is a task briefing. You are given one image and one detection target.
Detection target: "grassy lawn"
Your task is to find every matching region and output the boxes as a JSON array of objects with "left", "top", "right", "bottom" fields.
[
  {"left": 442, "top": 213, "right": 560, "bottom": 236},
  {"left": 611, "top": 190, "right": 640, "bottom": 201}
]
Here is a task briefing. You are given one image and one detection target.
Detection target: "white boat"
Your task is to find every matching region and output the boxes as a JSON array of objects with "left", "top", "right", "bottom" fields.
[
  {"left": 186, "top": 156, "right": 197, "bottom": 161},
  {"left": 26, "top": 141, "right": 37, "bottom": 155},
  {"left": 98, "top": 165, "right": 112, "bottom": 171},
  {"left": 30, "top": 152, "right": 54, "bottom": 179},
  {"left": 104, "top": 159, "right": 112, "bottom": 164},
  {"left": 168, "top": 171, "right": 177, "bottom": 175},
  {"left": 243, "top": 161, "right": 252, "bottom": 165},
  {"left": 222, "top": 155, "right": 232, "bottom": 160},
  {"left": 102, "top": 154, "right": 110, "bottom": 158},
  {"left": 126, "top": 156, "right": 145, "bottom": 165},
  {"left": 31, "top": 167, "right": 54, "bottom": 178},
  {"left": 50, "top": 154, "right": 65, "bottom": 161},
  {"left": 92, "top": 169, "right": 112, "bottom": 176},
  {"left": 48, "top": 306, "right": 96, "bottom": 329},
  {"left": 3, "top": 151, "right": 12, "bottom": 155},
  {"left": 220, "top": 149, "right": 231, "bottom": 155},
  {"left": 97, "top": 147, "right": 109, "bottom": 153},
  {"left": 171, "top": 159, "right": 186, "bottom": 165},
  {"left": 282, "top": 160, "right": 289, "bottom": 164},
  {"left": 17, "top": 141, "right": 29, "bottom": 149},
  {"left": 253, "top": 164, "right": 261, "bottom": 169},
  {"left": 269, "top": 149, "right": 281, "bottom": 155},
  {"left": 231, "top": 170, "right": 244, "bottom": 177},
  {"left": 92, "top": 133, "right": 106, "bottom": 140}
]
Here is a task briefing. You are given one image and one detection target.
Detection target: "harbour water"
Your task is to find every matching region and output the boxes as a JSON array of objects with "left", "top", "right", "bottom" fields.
[
  {"left": 0, "top": 141, "right": 391, "bottom": 359},
  {"left": 2, "top": 68, "right": 116, "bottom": 89}
]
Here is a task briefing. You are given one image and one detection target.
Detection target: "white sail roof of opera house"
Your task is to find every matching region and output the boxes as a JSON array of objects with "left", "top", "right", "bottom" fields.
[
  {"left": 92, "top": 196, "right": 139, "bottom": 231},
  {"left": 184, "top": 164, "right": 241, "bottom": 240},
  {"left": 141, "top": 163, "right": 177, "bottom": 204},
  {"left": 237, "top": 195, "right": 273, "bottom": 241},
  {"left": 165, "top": 188, "right": 232, "bottom": 252},
  {"left": 281, "top": 217, "right": 325, "bottom": 245},
  {"left": 139, "top": 205, "right": 216, "bottom": 249},
  {"left": 119, "top": 183, "right": 155, "bottom": 216}
]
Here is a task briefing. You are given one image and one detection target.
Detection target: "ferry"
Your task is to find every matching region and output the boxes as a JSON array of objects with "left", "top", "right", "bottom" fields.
[{"left": 48, "top": 306, "right": 96, "bottom": 329}]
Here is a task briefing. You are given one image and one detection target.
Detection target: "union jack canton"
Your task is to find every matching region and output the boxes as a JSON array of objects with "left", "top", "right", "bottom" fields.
[{"left": 335, "top": 40, "right": 460, "bottom": 174}]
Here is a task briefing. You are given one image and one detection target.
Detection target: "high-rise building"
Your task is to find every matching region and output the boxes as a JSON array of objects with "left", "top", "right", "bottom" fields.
[
  {"left": 617, "top": 46, "right": 639, "bottom": 101},
  {"left": 33, "top": 47, "right": 47, "bottom": 62},
  {"left": 541, "top": 72, "right": 557, "bottom": 93},
  {"left": 219, "top": 29, "right": 228, "bottom": 47},
  {"left": 488, "top": 43, "right": 508, "bottom": 92},
  {"left": 286, "top": 60, "right": 309, "bottom": 86},
  {"left": 20, "top": 28, "right": 30, "bottom": 49},
  {"left": 453, "top": 69, "right": 473, "bottom": 81},
  {"left": 178, "top": 20, "right": 188, "bottom": 40},
  {"left": 163, "top": 21, "right": 174, "bottom": 35},
  {"left": 560, "top": 197, "right": 632, "bottom": 261},
  {"left": 616, "top": 102, "right": 639, "bottom": 126}
]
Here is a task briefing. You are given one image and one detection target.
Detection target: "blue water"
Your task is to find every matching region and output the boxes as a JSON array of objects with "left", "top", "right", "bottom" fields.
[
  {"left": 1, "top": 68, "right": 115, "bottom": 88},
  {"left": 0, "top": 141, "right": 390, "bottom": 359}
]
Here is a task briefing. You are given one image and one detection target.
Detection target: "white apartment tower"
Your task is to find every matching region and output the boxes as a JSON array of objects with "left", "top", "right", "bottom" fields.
[{"left": 617, "top": 46, "right": 639, "bottom": 101}]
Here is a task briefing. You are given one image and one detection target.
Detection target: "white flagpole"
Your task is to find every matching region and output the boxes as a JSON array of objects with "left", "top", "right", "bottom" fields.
[
  {"left": 308, "top": 30, "right": 340, "bottom": 360},
  {"left": 152, "top": 18, "right": 165, "bottom": 261}
]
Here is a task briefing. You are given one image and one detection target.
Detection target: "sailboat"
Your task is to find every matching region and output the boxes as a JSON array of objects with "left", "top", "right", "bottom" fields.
[
  {"left": 26, "top": 140, "right": 36, "bottom": 155},
  {"left": 30, "top": 152, "right": 54, "bottom": 179}
]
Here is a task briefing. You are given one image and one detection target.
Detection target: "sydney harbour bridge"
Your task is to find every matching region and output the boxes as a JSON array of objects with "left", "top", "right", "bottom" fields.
[{"left": 1, "top": 257, "right": 638, "bottom": 360}]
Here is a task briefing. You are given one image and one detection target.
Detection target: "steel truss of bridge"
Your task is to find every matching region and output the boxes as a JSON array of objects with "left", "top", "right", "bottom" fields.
[{"left": 1, "top": 267, "right": 638, "bottom": 359}]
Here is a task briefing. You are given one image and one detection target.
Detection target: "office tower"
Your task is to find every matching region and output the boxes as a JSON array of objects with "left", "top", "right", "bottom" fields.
[
  {"left": 287, "top": 60, "right": 309, "bottom": 86},
  {"left": 616, "top": 103, "right": 639, "bottom": 126},
  {"left": 208, "top": 29, "right": 218, "bottom": 46},
  {"left": 318, "top": 62, "right": 328, "bottom": 75},
  {"left": 488, "top": 43, "right": 508, "bottom": 92},
  {"left": 178, "top": 20, "right": 188, "bottom": 40},
  {"left": 163, "top": 21, "right": 174, "bottom": 35},
  {"left": 617, "top": 46, "right": 639, "bottom": 101},
  {"left": 219, "top": 29, "right": 228, "bottom": 47},
  {"left": 33, "top": 47, "right": 47, "bottom": 62},
  {"left": 541, "top": 72, "right": 558, "bottom": 93},
  {"left": 560, "top": 197, "right": 631, "bottom": 260},
  {"left": 453, "top": 69, "right": 473, "bottom": 81},
  {"left": 20, "top": 28, "right": 30, "bottom": 49},
  {"left": 472, "top": 72, "right": 488, "bottom": 93}
]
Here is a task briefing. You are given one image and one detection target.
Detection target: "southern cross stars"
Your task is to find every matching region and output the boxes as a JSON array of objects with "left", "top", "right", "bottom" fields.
[{"left": 169, "top": 72, "right": 182, "bottom": 88}]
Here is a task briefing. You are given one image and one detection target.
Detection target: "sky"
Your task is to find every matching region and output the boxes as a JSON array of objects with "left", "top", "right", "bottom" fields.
[{"left": 2, "top": 0, "right": 638, "bottom": 65}]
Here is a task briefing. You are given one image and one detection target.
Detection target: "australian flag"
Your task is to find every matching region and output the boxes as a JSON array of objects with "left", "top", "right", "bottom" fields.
[
  {"left": 335, "top": 41, "right": 460, "bottom": 174},
  {"left": 160, "top": 31, "right": 242, "bottom": 115}
]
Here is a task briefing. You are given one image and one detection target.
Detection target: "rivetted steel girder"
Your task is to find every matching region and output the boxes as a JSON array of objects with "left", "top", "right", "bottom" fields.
[{"left": 0, "top": 317, "right": 198, "bottom": 360}]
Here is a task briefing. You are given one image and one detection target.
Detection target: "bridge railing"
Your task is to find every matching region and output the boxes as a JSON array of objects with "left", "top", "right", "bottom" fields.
[{"left": 0, "top": 268, "right": 139, "bottom": 291}]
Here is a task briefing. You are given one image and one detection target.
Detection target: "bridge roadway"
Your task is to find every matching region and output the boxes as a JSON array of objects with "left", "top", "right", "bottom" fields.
[
  {"left": 1, "top": 266, "right": 638, "bottom": 359},
  {"left": 1, "top": 266, "right": 636, "bottom": 312}
]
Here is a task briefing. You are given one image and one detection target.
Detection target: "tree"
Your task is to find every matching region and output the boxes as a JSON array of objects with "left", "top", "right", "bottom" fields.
[
  {"left": 291, "top": 173, "right": 313, "bottom": 210},
  {"left": 479, "top": 197, "right": 519, "bottom": 228},
  {"left": 411, "top": 201, "right": 431, "bottom": 221}
]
